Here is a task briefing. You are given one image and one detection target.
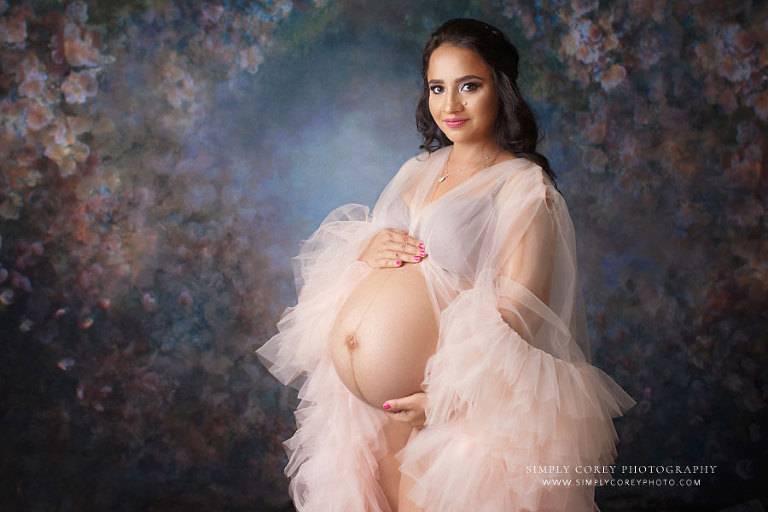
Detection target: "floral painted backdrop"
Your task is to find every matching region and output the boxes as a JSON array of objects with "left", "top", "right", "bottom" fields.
[{"left": 0, "top": 0, "right": 765, "bottom": 510}]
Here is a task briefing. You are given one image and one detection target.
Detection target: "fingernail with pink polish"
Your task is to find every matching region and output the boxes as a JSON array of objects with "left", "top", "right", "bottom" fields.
[
  {"left": 383, "top": 402, "right": 390, "bottom": 409},
  {"left": 418, "top": 243, "right": 424, "bottom": 249},
  {"left": 420, "top": 250, "right": 425, "bottom": 257},
  {"left": 395, "top": 260, "right": 401, "bottom": 266},
  {"left": 414, "top": 255, "right": 421, "bottom": 262}
]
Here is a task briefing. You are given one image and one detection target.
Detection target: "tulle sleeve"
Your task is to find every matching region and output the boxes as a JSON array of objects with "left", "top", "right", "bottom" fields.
[
  {"left": 256, "top": 203, "right": 382, "bottom": 388},
  {"left": 399, "top": 169, "right": 636, "bottom": 512}
]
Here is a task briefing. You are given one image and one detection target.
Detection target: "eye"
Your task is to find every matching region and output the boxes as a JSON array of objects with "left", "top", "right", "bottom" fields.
[
  {"left": 429, "top": 85, "right": 444, "bottom": 94},
  {"left": 460, "top": 82, "right": 480, "bottom": 93}
]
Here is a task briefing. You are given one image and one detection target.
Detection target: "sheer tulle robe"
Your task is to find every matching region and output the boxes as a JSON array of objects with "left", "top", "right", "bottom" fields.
[{"left": 257, "top": 146, "right": 636, "bottom": 511}]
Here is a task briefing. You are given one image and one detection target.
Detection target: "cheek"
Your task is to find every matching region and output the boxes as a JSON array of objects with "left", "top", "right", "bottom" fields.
[{"left": 478, "top": 93, "right": 499, "bottom": 125}]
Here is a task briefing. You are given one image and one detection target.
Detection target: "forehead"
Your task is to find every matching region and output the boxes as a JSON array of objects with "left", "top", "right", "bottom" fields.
[{"left": 427, "top": 45, "right": 492, "bottom": 79}]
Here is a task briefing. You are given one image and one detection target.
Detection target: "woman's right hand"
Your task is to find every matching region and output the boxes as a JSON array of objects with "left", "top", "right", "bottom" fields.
[{"left": 358, "top": 228, "right": 427, "bottom": 268}]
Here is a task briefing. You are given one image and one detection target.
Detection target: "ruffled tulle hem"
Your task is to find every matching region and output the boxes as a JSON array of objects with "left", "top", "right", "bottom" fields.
[
  {"left": 256, "top": 203, "right": 396, "bottom": 511},
  {"left": 399, "top": 422, "right": 602, "bottom": 512},
  {"left": 284, "top": 361, "right": 392, "bottom": 512},
  {"left": 397, "top": 283, "right": 635, "bottom": 512}
]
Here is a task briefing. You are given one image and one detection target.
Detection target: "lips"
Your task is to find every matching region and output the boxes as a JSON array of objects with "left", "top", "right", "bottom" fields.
[{"left": 443, "top": 118, "right": 468, "bottom": 128}]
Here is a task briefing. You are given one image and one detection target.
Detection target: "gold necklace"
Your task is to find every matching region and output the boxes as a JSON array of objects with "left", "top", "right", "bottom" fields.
[{"left": 438, "top": 149, "right": 501, "bottom": 183}]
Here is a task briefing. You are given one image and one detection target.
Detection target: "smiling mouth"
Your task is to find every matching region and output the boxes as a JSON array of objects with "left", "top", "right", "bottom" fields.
[{"left": 444, "top": 118, "right": 468, "bottom": 128}]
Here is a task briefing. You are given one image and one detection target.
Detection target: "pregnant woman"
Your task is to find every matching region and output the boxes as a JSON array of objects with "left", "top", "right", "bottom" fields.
[{"left": 257, "top": 18, "right": 636, "bottom": 512}]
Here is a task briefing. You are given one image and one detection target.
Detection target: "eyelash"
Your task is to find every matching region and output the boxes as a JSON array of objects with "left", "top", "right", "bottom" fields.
[{"left": 429, "top": 82, "right": 481, "bottom": 95}]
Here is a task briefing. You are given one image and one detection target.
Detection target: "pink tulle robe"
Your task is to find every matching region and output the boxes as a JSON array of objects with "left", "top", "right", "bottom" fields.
[{"left": 257, "top": 146, "right": 636, "bottom": 511}]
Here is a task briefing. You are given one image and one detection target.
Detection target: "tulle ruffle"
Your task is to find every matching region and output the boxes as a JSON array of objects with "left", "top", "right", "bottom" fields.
[
  {"left": 257, "top": 203, "right": 394, "bottom": 511},
  {"left": 398, "top": 282, "right": 636, "bottom": 512},
  {"left": 285, "top": 360, "right": 391, "bottom": 511},
  {"left": 257, "top": 203, "right": 380, "bottom": 388}
]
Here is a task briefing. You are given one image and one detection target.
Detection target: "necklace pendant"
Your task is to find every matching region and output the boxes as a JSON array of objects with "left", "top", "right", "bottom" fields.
[{"left": 438, "top": 175, "right": 447, "bottom": 183}]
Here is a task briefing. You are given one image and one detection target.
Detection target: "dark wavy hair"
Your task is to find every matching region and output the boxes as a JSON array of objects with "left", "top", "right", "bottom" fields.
[{"left": 416, "top": 18, "right": 555, "bottom": 182}]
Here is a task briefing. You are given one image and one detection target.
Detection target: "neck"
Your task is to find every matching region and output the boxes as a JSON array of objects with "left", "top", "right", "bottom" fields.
[{"left": 447, "top": 140, "right": 499, "bottom": 167}]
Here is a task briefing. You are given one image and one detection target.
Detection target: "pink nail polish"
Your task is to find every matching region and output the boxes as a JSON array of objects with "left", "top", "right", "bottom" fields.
[
  {"left": 420, "top": 250, "right": 425, "bottom": 257},
  {"left": 395, "top": 260, "right": 401, "bottom": 266},
  {"left": 418, "top": 243, "right": 424, "bottom": 249},
  {"left": 383, "top": 402, "right": 390, "bottom": 409},
  {"left": 414, "top": 255, "right": 421, "bottom": 262}
]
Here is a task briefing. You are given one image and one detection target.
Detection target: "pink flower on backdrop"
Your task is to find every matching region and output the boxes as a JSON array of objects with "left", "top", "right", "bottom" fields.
[
  {"left": 40, "top": 117, "right": 91, "bottom": 176},
  {"left": 693, "top": 40, "right": 717, "bottom": 72},
  {"left": 237, "top": 45, "right": 264, "bottom": 75},
  {"left": 2, "top": 97, "right": 53, "bottom": 134},
  {"left": 17, "top": 55, "right": 48, "bottom": 99},
  {"left": 584, "top": 146, "right": 609, "bottom": 174},
  {"left": 746, "top": 90, "right": 768, "bottom": 120},
  {"left": 61, "top": 69, "right": 98, "bottom": 104},
  {"left": 636, "top": 29, "right": 662, "bottom": 69},
  {"left": 5, "top": 164, "right": 42, "bottom": 189},
  {"left": 141, "top": 293, "right": 157, "bottom": 313},
  {"left": 200, "top": 3, "right": 224, "bottom": 25},
  {"left": 57, "top": 357, "right": 75, "bottom": 371},
  {"left": 0, "top": 12, "right": 26, "bottom": 45},
  {"left": 578, "top": 110, "right": 607, "bottom": 144},
  {"left": 77, "top": 263, "right": 104, "bottom": 291},
  {"left": 561, "top": 19, "right": 600, "bottom": 65},
  {"left": 723, "top": 144, "right": 763, "bottom": 189},
  {"left": 49, "top": 33, "right": 65, "bottom": 65},
  {"left": 724, "top": 23, "right": 756, "bottom": 57},
  {"left": 565, "top": 63, "right": 590, "bottom": 89},
  {"left": 629, "top": 0, "right": 668, "bottom": 24},
  {"left": 77, "top": 314, "right": 94, "bottom": 330},
  {"left": 598, "top": 64, "right": 626, "bottom": 91},
  {"left": 719, "top": 55, "right": 751, "bottom": 83},
  {"left": 25, "top": 99, "right": 54, "bottom": 131},
  {"left": 10, "top": 270, "right": 32, "bottom": 292},
  {"left": 62, "top": 22, "right": 107, "bottom": 68},
  {"left": 162, "top": 56, "right": 198, "bottom": 107},
  {"left": 759, "top": 47, "right": 768, "bottom": 68},
  {"left": 178, "top": 290, "right": 193, "bottom": 308},
  {"left": 45, "top": 140, "right": 90, "bottom": 176},
  {"left": 571, "top": 0, "right": 599, "bottom": 17},
  {"left": 727, "top": 195, "right": 764, "bottom": 230},
  {"left": 66, "top": 0, "right": 88, "bottom": 24},
  {"left": 502, "top": 3, "right": 537, "bottom": 40},
  {"left": 618, "top": 135, "right": 639, "bottom": 169}
]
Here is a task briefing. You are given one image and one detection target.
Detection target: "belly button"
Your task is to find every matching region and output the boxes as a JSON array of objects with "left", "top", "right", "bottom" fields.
[{"left": 345, "top": 334, "right": 358, "bottom": 349}]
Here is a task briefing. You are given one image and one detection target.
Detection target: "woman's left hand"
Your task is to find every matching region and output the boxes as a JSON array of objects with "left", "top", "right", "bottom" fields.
[{"left": 382, "top": 392, "right": 429, "bottom": 430}]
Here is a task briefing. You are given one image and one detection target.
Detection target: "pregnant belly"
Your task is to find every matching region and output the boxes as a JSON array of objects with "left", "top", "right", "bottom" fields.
[{"left": 328, "top": 264, "right": 439, "bottom": 408}]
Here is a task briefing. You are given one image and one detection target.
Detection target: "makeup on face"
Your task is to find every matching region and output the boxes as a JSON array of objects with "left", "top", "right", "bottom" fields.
[{"left": 427, "top": 45, "right": 499, "bottom": 147}]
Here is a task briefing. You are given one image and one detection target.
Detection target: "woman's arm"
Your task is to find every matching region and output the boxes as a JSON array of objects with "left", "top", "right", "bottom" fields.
[{"left": 496, "top": 189, "right": 557, "bottom": 342}]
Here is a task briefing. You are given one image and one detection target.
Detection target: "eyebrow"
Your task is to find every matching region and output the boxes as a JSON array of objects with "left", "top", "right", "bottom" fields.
[{"left": 427, "top": 74, "right": 486, "bottom": 85}]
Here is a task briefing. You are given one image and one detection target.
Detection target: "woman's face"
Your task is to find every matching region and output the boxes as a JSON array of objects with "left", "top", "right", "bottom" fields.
[{"left": 427, "top": 44, "right": 499, "bottom": 147}]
